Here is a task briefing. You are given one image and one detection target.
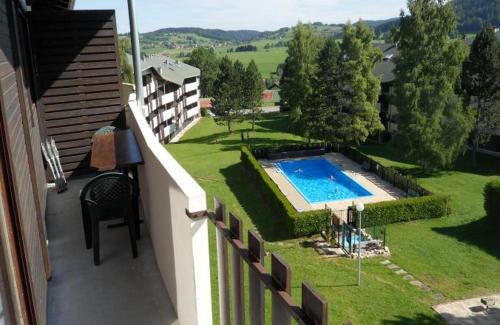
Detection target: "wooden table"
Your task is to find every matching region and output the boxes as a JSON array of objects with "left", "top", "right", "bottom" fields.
[
  {"left": 90, "top": 129, "right": 144, "bottom": 238},
  {"left": 90, "top": 129, "right": 144, "bottom": 172}
]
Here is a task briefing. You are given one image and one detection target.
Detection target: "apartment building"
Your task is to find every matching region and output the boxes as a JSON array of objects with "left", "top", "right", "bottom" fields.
[{"left": 140, "top": 56, "right": 201, "bottom": 143}]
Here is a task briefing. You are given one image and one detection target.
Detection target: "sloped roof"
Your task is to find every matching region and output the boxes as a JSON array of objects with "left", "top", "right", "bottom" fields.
[
  {"left": 373, "top": 43, "right": 398, "bottom": 84},
  {"left": 140, "top": 56, "right": 200, "bottom": 86}
]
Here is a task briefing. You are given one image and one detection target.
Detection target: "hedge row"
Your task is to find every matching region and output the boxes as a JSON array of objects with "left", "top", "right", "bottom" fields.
[
  {"left": 240, "top": 146, "right": 331, "bottom": 237},
  {"left": 361, "top": 194, "right": 451, "bottom": 227},
  {"left": 484, "top": 179, "right": 500, "bottom": 221}
]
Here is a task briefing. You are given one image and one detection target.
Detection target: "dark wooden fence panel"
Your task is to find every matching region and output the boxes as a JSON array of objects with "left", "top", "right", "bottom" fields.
[
  {"left": 30, "top": 10, "right": 124, "bottom": 177},
  {"left": 206, "top": 198, "right": 328, "bottom": 325}
]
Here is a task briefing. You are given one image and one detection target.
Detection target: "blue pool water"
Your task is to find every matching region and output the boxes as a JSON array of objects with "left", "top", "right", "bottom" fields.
[{"left": 275, "top": 158, "right": 372, "bottom": 203}]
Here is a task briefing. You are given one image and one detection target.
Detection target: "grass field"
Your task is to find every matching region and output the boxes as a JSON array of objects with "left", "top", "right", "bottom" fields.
[
  {"left": 214, "top": 47, "right": 287, "bottom": 78},
  {"left": 165, "top": 114, "right": 500, "bottom": 324}
]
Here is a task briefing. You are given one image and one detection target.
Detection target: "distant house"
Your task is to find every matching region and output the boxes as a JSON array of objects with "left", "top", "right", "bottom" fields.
[
  {"left": 372, "top": 42, "right": 500, "bottom": 153},
  {"left": 199, "top": 98, "right": 213, "bottom": 109},
  {"left": 373, "top": 43, "right": 399, "bottom": 138},
  {"left": 133, "top": 55, "right": 201, "bottom": 143}
]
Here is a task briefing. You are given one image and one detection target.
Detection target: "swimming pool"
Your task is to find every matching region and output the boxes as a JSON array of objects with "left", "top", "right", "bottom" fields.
[{"left": 275, "top": 157, "right": 373, "bottom": 204}]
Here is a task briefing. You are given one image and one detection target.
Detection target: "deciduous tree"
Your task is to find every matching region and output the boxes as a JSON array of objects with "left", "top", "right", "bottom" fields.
[
  {"left": 212, "top": 57, "right": 241, "bottom": 132},
  {"left": 118, "top": 37, "right": 134, "bottom": 83},
  {"left": 187, "top": 47, "right": 219, "bottom": 97},
  {"left": 243, "top": 60, "right": 264, "bottom": 130},
  {"left": 392, "top": 0, "right": 472, "bottom": 169},
  {"left": 280, "top": 23, "right": 320, "bottom": 132},
  {"left": 461, "top": 25, "right": 500, "bottom": 167}
]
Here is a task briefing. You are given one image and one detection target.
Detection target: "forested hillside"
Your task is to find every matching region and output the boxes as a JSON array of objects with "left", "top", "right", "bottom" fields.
[{"left": 454, "top": 0, "right": 500, "bottom": 33}]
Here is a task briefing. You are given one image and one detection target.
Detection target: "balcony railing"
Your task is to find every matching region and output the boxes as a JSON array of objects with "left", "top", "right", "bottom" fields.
[{"left": 194, "top": 198, "right": 329, "bottom": 325}]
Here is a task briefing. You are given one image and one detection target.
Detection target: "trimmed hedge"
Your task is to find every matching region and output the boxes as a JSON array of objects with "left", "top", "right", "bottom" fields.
[
  {"left": 484, "top": 179, "right": 500, "bottom": 221},
  {"left": 361, "top": 194, "right": 451, "bottom": 227},
  {"left": 240, "top": 146, "right": 331, "bottom": 237}
]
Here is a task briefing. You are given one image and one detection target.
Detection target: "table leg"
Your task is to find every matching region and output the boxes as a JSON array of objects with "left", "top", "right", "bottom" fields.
[{"left": 131, "top": 165, "right": 141, "bottom": 240}]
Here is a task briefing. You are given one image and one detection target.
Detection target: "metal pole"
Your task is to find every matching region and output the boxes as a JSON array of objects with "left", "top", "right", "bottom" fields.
[
  {"left": 357, "top": 211, "right": 362, "bottom": 286},
  {"left": 127, "top": 0, "right": 144, "bottom": 115}
]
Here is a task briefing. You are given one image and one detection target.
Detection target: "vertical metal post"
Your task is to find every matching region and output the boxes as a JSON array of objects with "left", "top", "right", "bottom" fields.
[
  {"left": 357, "top": 211, "right": 362, "bottom": 286},
  {"left": 127, "top": 0, "right": 144, "bottom": 114}
]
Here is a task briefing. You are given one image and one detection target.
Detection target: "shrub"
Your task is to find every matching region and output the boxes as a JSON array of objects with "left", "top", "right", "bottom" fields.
[
  {"left": 362, "top": 194, "right": 451, "bottom": 227},
  {"left": 484, "top": 179, "right": 500, "bottom": 222},
  {"left": 241, "top": 146, "right": 330, "bottom": 237},
  {"left": 201, "top": 107, "right": 208, "bottom": 117}
]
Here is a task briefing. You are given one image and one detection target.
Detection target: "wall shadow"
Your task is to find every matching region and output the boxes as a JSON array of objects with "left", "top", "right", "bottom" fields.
[
  {"left": 219, "top": 163, "right": 291, "bottom": 242},
  {"left": 433, "top": 217, "right": 500, "bottom": 260}
]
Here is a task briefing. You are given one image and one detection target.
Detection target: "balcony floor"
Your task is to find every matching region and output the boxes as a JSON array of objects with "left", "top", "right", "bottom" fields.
[{"left": 46, "top": 176, "right": 178, "bottom": 325}]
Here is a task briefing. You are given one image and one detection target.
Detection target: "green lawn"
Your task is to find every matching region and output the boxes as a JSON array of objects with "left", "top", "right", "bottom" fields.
[
  {"left": 359, "top": 144, "right": 500, "bottom": 299},
  {"left": 165, "top": 115, "right": 494, "bottom": 324}
]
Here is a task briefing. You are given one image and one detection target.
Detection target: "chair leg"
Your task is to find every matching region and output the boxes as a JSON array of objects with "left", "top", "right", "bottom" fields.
[
  {"left": 81, "top": 205, "right": 92, "bottom": 249},
  {"left": 126, "top": 214, "right": 138, "bottom": 259},
  {"left": 92, "top": 219, "right": 100, "bottom": 266}
]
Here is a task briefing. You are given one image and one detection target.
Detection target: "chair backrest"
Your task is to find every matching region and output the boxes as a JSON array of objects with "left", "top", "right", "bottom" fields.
[{"left": 80, "top": 172, "right": 139, "bottom": 211}]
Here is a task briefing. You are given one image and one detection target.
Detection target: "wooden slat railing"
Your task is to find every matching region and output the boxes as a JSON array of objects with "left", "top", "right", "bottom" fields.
[{"left": 190, "top": 198, "right": 329, "bottom": 325}]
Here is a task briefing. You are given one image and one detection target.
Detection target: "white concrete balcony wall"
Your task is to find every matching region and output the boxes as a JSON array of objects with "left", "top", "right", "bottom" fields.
[
  {"left": 126, "top": 96, "right": 212, "bottom": 325},
  {"left": 185, "top": 93, "right": 198, "bottom": 107},
  {"left": 162, "top": 108, "right": 174, "bottom": 122},
  {"left": 184, "top": 80, "right": 199, "bottom": 93},
  {"left": 161, "top": 92, "right": 175, "bottom": 105},
  {"left": 186, "top": 106, "right": 200, "bottom": 119}
]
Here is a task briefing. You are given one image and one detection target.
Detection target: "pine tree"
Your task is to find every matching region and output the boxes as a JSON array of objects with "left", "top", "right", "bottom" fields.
[
  {"left": 461, "top": 25, "right": 500, "bottom": 167},
  {"left": 304, "top": 23, "right": 384, "bottom": 146},
  {"left": 337, "top": 22, "right": 384, "bottom": 145},
  {"left": 244, "top": 60, "right": 264, "bottom": 130},
  {"left": 279, "top": 23, "right": 320, "bottom": 134},
  {"left": 212, "top": 57, "right": 243, "bottom": 132},
  {"left": 187, "top": 47, "right": 219, "bottom": 97},
  {"left": 392, "top": 0, "right": 472, "bottom": 169}
]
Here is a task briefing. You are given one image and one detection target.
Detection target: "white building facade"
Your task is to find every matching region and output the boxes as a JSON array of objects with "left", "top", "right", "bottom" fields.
[{"left": 140, "top": 56, "right": 201, "bottom": 143}]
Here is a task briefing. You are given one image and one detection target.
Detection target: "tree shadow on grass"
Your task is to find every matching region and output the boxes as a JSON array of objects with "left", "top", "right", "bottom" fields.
[
  {"left": 174, "top": 131, "right": 230, "bottom": 145},
  {"left": 219, "top": 163, "right": 291, "bottom": 242},
  {"left": 381, "top": 313, "right": 445, "bottom": 324},
  {"left": 360, "top": 143, "right": 500, "bottom": 178},
  {"left": 216, "top": 138, "right": 307, "bottom": 152},
  {"left": 433, "top": 217, "right": 500, "bottom": 260}
]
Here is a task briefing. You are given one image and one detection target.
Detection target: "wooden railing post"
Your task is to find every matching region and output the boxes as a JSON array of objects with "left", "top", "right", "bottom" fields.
[
  {"left": 248, "top": 230, "right": 265, "bottom": 325},
  {"left": 229, "top": 213, "right": 245, "bottom": 325},
  {"left": 271, "top": 253, "right": 292, "bottom": 325},
  {"left": 302, "top": 283, "right": 328, "bottom": 325},
  {"left": 214, "top": 198, "right": 230, "bottom": 325}
]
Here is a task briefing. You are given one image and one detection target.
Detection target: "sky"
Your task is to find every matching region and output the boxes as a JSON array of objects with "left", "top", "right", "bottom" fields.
[{"left": 75, "top": 0, "right": 408, "bottom": 33}]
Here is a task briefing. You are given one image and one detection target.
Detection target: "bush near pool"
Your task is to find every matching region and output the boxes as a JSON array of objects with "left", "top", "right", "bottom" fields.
[
  {"left": 361, "top": 194, "right": 451, "bottom": 227},
  {"left": 240, "top": 146, "right": 330, "bottom": 237},
  {"left": 484, "top": 179, "right": 500, "bottom": 222}
]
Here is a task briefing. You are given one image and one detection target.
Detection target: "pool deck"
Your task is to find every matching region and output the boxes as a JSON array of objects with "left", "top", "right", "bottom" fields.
[{"left": 260, "top": 152, "right": 405, "bottom": 216}]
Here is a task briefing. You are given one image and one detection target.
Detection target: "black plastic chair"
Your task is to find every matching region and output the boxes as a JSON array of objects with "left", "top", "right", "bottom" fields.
[{"left": 80, "top": 172, "right": 139, "bottom": 265}]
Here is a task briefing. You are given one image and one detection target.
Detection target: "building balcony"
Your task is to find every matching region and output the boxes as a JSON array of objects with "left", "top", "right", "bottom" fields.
[
  {"left": 45, "top": 96, "right": 212, "bottom": 325},
  {"left": 184, "top": 80, "right": 199, "bottom": 93},
  {"left": 161, "top": 92, "right": 175, "bottom": 105},
  {"left": 184, "top": 94, "right": 199, "bottom": 107}
]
